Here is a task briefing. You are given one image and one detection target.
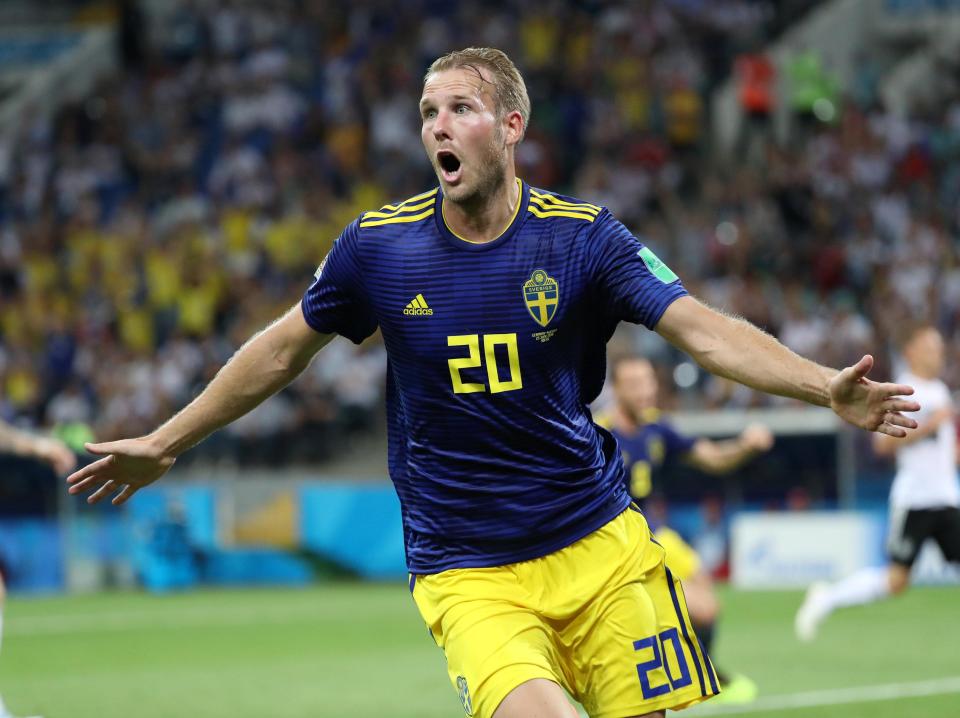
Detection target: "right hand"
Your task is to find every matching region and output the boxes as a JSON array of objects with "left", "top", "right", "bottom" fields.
[
  {"left": 66, "top": 437, "right": 176, "bottom": 506},
  {"left": 828, "top": 355, "right": 919, "bottom": 436}
]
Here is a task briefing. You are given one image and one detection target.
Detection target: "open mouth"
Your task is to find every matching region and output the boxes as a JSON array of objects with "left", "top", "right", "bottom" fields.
[{"left": 437, "top": 150, "right": 463, "bottom": 183}]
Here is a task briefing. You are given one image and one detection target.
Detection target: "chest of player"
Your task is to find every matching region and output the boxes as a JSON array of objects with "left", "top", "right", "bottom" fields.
[{"left": 370, "top": 238, "right": 593, "bottom": 389}]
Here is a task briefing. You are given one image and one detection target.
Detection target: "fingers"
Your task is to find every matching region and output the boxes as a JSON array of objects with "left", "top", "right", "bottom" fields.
[
  {"left": 83, "top": 441, "right": 123, "bottom": 456},
  {"left": 874, "top": 411, "right": 918, "bottom": 436},
  {"left": 71, "top": 474, "right": 137, "bottom": 505},
  {"left": 66, "top": 454, "right": 115, "bottom": 487},
  {"left": 87, "top": 480, "right": 117, "bottom": 505},
  {"left": 883, "top": 398, "right": 921, "bottom": 413},
  {"left": 67, "top": 475, "right": 105, "bottom": 495},
  {"left": 876, "top": 422, "right": 908, "bottom": 438},
  {"left": 878, "top": 383, "right": 916, "bottom": 399},
  {"left": 846, "top": 354, "right": 874, "bottom": 382},
  {"left": 65, "top": 443, "right": 151, "bottom": 506},
  {"left": 113, "top": 484, "right": 136, "bottom": 506},
  {"left": 883, "top": 412, "right": 918, "bottom": 430}
]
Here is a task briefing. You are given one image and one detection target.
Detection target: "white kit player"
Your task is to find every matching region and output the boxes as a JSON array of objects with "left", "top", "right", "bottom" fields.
[{"left": 796, "top": 325, "right": 960, "bottom": 641}]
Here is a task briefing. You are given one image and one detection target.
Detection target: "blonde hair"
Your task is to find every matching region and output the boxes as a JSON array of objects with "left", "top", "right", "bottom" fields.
[{"left": 425, "top": 47, "right": 531, "bottom": 139}]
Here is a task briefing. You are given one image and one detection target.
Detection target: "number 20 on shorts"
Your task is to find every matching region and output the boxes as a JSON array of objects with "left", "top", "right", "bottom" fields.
[
  {"left": 634, "top": 628, "right": 692, "bottom": 699},
  {"left": 447, "top": 333, "right": 522, "bottom": 394}
]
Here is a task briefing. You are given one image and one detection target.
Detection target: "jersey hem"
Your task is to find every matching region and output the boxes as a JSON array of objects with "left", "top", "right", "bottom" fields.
[{"left": 405, "top": 494, "right": 631, "bottom": 574}]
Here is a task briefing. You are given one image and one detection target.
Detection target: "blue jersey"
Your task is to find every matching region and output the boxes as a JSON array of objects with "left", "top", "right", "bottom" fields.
[
  {"left": 302, "top": 180, "right": 687, "bottom": 572},
  {"left": 602, "top": 410, "right": 697, "bottom": 503}
]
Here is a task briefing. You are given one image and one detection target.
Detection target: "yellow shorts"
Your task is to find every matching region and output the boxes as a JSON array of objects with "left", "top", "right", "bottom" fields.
[
  {"left": 410, "top": 507, "right": 719, "bottom": 718},
  {"left": 653, "top": 526, "right": 702, "bottom": 582}
]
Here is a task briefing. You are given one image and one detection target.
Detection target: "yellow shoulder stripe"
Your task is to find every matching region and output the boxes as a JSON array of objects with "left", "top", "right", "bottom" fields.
[
  {"left": 527, "top": 205, "right": 596, "bottom": 222},
  {"left": 362, "top": 197, "right": 435, "bottom": 220},
  {"left": 594, "top": 411, "right": 613, "bottom": 429},
  {"left": 360, "top": 208, "right": 435, "bottom": 228},
  {"left": 530, "top": 189, "right": 600, "bottom": 214},
  {"left": 529, "top": 195, "right": 600, "bottom": 217},
  {"left": 378, "top": 188, "right": 439, "bottom": 212}
]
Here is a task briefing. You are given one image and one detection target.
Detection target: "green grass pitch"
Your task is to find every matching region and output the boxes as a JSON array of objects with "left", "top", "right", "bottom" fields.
[{"left": 3, "top": 583, "right": 958, "bottom": 717}]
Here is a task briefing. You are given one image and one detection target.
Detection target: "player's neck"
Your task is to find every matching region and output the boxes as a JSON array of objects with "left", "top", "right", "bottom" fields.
[
  {"left": 612, "top": 404, "right": 640, "bottom": 433},
  {"left": 441, "top": 173, "right": 520, "bottom": 244}
]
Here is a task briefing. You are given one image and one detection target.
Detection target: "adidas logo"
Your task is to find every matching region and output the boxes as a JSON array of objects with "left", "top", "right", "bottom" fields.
[{"left": 403, "top": 293, "right": 434, "bottom": 316}]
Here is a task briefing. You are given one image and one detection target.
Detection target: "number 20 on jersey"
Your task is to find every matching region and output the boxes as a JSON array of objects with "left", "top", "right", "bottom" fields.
[{"left": 447, "top": 333, "right": 522, "bottom": 394}]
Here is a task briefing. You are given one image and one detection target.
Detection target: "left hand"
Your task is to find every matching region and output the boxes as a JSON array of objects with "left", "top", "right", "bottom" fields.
[
  {"left": 66, "top": 435, "right": 176, "bottom": 506},
  {"left": 829, "top": 355, "right": 920, "bottom": 436}
]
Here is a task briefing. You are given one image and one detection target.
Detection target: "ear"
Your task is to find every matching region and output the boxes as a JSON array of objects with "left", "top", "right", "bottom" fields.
[{"left": 503, "top": 110, "right": 525, "bottom": 146}]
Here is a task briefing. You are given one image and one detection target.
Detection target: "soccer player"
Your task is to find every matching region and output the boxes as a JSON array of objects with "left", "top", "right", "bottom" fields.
[
  {"left": 66, "top": 48, "right": 918, "bottom": 718},
  {"left": 599, "top": 355, "right": 773, "bottom": 703},
  {"left": 795, "top": 324, "right": 959, "bottom": 642},
  {"left": 0, "top": 420, "right": 75, "bottom": 718}
]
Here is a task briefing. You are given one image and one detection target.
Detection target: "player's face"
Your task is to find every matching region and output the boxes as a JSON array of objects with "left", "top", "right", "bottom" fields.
[
  {"left": 614, "top": 360, "right": 659, "bottom": 421},
  {"left": 907, "top": 328, "right": 944, "bottom": 378},
  {"left": 420, "top": 67, "right": 509, "bottom": 205}
]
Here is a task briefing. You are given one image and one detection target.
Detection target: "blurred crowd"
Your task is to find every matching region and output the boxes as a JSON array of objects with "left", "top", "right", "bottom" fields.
[
  {"left": 1, "top": 0, "right": 958, "bottom": 465},
  {"left": 613, "top": 92, "right": 960, "bottom": 410}
]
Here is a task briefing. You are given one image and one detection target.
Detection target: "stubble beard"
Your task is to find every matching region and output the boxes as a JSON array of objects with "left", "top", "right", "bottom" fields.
[{"left": 442, "top": 128, "right": 508, "bottom": 212}]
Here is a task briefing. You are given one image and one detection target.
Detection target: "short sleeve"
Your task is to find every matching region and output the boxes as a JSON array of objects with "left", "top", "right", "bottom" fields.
[
  {"left": 301, "top": 218, "right": 378, "bottom": 344},
  {"left": 587, "top": 210, "right": 688, "bottom": 328}
]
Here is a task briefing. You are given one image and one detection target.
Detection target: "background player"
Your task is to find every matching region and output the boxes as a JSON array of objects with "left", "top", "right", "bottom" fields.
[
  {"left": 600, "top": 355, "right": 773, "bottom": 703},
  {"left": 65, "top": 48, "right": 918, "bottom": 718},
  {"left": 795, "top": 325, "right": 959, "bottom": 641},
  {"left": 0, "top": 420, "right": 74, "bottom": 718}
]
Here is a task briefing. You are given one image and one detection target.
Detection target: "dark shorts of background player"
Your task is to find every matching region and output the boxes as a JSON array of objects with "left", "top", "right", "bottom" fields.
[{"left": 887, "top": 506, "right": 960, "bottom": 567}]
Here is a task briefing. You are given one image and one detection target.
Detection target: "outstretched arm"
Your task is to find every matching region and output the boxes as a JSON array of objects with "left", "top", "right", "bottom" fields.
[
  {"left": 0, "top": 421, "right": 76, "bottom": 475},
  {"left": 67, "top": 304, "right": 334, "bottom": 505},
  {"left": 686, "top": 424, "right": 774, "bottom": 474},
  {"left": 656, "top": 297, "right": 919, "bottom": 436}
]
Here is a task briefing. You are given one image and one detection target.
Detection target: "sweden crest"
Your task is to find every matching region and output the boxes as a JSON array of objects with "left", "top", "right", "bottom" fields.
[{"left": 523, "top": 269, "right": 559, "bottom": 327}]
